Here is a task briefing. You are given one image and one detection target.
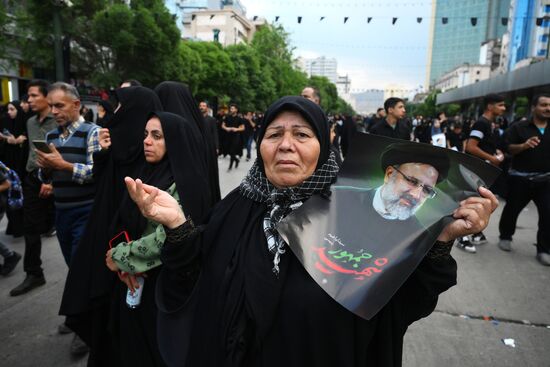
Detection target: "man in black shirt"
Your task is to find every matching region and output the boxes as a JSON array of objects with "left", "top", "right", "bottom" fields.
[
  {"left": 369, "top": 97, "right": 411, "bottom": 141},
  {"left": 461, "top": 93, "right": 506, "bottom": 252},
  {"left": 498, "top": 94, "right": 550, "bottom": 266},
  {"left": 446, "top": 122, "right": 466, "bottom": 152},
  {"left": 199, "top": 101, "right": 220, "bottom": 154}
]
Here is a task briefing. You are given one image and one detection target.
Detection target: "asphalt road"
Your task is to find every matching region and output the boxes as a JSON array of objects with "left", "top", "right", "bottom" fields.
[{"left": 0, "top": 154, "right": 548, "bottom": 367}]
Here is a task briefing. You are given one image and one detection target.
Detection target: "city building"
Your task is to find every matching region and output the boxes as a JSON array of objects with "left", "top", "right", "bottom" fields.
[
  {"left": 164, "top": 0, "right": 222, "bottom": 33},
  {"left": 426, "top": 0, "right": 510, "bottom": 88},
  {"left": 301, "top": 56, "right": 338, "bottom": 84},
  {"left": 183, "top": 8, "right": 266, "bottom": 47},
  {"left": 434, "top": 63, "right": 491, "bottom": 92},
  {"left": 498, "top": 0, "right": 550, "bottom": 74},
  {"left": 351, "top": 90, "right": 384, "bottom": 115},
  {"left": 480, "top": 38, "right": 503, "bottom": 75}
]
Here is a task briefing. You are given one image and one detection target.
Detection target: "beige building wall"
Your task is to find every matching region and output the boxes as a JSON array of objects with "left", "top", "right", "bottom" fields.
[{"left": 185, "top": 9, "right": 266, "bottom": 47}]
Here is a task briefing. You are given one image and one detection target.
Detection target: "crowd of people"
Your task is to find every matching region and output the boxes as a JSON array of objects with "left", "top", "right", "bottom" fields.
[{"left": 0, "top": 77, "right": 545, "bottom": 366}]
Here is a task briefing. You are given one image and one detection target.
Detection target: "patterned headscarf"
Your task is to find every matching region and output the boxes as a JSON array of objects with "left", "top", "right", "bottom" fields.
[{"left": 239, "top": 96, "right": 340, "bottom": 275}]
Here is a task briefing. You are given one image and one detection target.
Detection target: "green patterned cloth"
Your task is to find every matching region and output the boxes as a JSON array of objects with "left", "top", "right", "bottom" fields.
[{"left": 111, "top": 183, "right": 178, "bottom": 274}]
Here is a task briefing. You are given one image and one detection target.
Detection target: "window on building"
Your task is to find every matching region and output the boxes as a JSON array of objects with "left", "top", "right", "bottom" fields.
[
  {"left": 476, "top": 70, "right": 480, "bottom": 75},
  {"left": 541, "top": 34, "right": 549, "bottom": 42},
  {"left": 475, "top": 79, "right": 479, "bottom": 82},
  {"left": 537, "top": 49, "right": 547, "bottom": 57}
]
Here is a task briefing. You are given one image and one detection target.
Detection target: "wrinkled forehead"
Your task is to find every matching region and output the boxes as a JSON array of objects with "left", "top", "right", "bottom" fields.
[
  {"left": 397, "top": 162, "right": 439, "bottom": 186},
  {"left": 265, "top": 110, "right": 314, "bottom": 130}
]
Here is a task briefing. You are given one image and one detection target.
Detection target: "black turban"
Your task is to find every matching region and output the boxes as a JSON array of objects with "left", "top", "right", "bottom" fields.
[{"left": 381, "top": 142, "right": 450, "bottom": 183}]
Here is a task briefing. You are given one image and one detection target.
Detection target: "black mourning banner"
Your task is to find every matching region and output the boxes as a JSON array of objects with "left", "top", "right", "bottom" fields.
[{"left": 277, "top": 134, "right": 500, "bottom": 320}]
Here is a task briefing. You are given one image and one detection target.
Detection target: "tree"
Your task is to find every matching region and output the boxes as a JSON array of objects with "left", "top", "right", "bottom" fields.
[
  {"left": 186, "top": 41, "right": 235, "bottom": 102},
  {"left": 251, "top": 25, "right": 308, "bottom": 98}
]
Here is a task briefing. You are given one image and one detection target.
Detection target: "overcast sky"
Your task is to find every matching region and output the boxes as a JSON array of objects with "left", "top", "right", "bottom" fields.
[{"left": 239, "top": 0, "right": 433, "bottom": 93}]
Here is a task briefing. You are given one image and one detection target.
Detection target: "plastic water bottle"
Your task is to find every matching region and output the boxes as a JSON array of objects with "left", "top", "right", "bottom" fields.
[{"left": 126, "top": 276, "right": 144, "bottom": 309}]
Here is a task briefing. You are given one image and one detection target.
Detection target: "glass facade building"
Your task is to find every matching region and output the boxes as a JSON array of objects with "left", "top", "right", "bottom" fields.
[
  {"left": 508, "top": 0, "right": 550, "bottom": 70},
  {"left": 427, "top": 0, "right": 510, "bottom": 87}
]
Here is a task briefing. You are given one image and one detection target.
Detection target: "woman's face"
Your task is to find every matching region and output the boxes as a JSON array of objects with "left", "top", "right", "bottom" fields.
[
  {"left": 7, "top": 104, "right": 17, "bottom": 119},
  {"left": 143, "top": 117, "right": 166, "bottom": 163},
  {"left": 260, "top": 110, "right": 320, "bottom": 188},
  {"left": 97, "top": 104, "right": 105, "bottom": 118}
]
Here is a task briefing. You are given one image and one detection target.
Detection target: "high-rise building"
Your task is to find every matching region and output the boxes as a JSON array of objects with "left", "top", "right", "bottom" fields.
[
  {"left": 302, "top": 56, "right": 338, "bottom": 84},
  {"left": 501, "top": 0, "right": 550, "bottom": 73},
  {"left": 426, "top": 0, "right": 510, "bottom": 88}
]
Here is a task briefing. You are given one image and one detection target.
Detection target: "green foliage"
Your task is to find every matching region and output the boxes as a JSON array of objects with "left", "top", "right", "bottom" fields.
[
  {"left": 409, "top": 90, "right": 438, "bottom": 117},
  {"left": 6, "top": 5, "right": 351, "bottom": 112},
  {"left": 442, "top": 103, "right": 461, "bottom": 116},
  {"left": 514, "top": 96, "right": 529, "bottom": 118}
]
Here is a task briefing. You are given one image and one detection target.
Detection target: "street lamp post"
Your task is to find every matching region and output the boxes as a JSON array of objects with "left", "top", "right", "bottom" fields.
[{"left": 52, "top": 5, "right": 64, "bottom": 81}]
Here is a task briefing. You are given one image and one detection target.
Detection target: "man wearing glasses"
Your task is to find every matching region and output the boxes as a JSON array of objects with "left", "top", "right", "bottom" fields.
[{"left": 372, "top": 143, "right": 448, "bottom": 221}]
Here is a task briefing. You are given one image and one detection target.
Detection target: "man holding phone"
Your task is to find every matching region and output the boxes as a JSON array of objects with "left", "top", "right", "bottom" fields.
[
  {"left": 35, "top": 82, "right": 100, "bottom": 268},
  {"left": 10, "top": 80, "right": 57, "bottom": 297},
  {"left": 35, "top": 82, "right": 100, "bottom": 355}
]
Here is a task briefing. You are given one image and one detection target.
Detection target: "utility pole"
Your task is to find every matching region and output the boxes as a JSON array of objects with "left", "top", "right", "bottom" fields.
[{"left": 52, "top": 5, "right": 64, "bottom": 81}]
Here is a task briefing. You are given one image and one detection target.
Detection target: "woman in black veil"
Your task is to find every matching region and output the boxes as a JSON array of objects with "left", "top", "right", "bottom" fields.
[
  {"left": 105, "top": 111, "right": 212, "bottom": 366},
  {"left": 1, "top": 101, "right": 28, "bottom": 237},
  {"left": 59, "top": 86, "right": 163, "bottom": 367},
  {"left": 155, "top": 81, "right": 221, "bottom": 204}
]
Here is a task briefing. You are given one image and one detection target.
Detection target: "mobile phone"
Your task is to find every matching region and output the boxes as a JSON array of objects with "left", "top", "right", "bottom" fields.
[{"left": 32, "top": 140, "right": 52, "bottom": 153}]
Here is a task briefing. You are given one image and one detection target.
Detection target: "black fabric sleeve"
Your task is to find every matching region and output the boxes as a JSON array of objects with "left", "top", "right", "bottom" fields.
[
  {"left": 394, "top": 253, "right": 457, "bottom": 327},
  {"left": 469, "top": 121, "right": 488, "bottom": 141},
  {"left": 92, "top": 149, "right": 110, "bottom": 178},
  {"left": 157, "top": 222, "right": 204, "bottom": 313}
]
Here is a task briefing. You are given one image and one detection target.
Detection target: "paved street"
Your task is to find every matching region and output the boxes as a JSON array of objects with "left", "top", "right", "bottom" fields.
[{"left": 0, "top": 154, "right": 548, "bottom": 367}]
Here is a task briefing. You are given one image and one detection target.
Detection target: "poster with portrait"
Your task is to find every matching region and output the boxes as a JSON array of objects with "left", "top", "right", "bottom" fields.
[{"left": 277, "top": 133, "right": 500, "bottom": 320}]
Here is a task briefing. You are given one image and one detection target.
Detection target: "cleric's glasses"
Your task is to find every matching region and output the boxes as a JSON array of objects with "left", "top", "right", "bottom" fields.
[{"left": 392, "top": 166, "right": 437, "bottom": 199}]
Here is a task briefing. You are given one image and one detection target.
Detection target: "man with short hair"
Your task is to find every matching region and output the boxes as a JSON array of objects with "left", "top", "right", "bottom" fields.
[
  {"left": 369, "top": 97, "right": 411, "bottom": 140},
  {"left": 36, "top": 82, "right": 100, "bottom": 266},
  {"left": 461, "top": 93, "right": 506, "bottom": 253},
  {"left": 222, "top": 103, "right": 245, "bottom": 170},
  {"left": 10, "top": 80, "right": 57, "bottom": 297},
  {"left": 36, "top": 82, "right": 100, "bottom": 355},
  {"left": 301, "top": 86, "right": 321, "bottom": 105},
  {"left": 199, "top": 101, "right": 220, "bottom": 154},
  {"left": 498, "top": 94, "right": 550, "bottom": 266}
]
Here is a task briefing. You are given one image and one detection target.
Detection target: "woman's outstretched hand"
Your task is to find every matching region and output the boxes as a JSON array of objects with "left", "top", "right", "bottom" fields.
[
  {"left": 125, "top": 177, "right": 186, "bottom": 229},
  {"left": 437, "top": 186, "right": 499, "bottom": 243}
]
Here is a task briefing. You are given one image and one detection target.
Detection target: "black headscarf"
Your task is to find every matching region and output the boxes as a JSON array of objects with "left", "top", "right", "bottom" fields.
[
  {"left": 96, "top": 100, "right": 114, "bottom": 127},
  {"left": 2, "top": 100, "right": 27, "bottom": 136},
  {"left": 154, "top": 81, "right": 221, "bottom": 203},
  {"left": 109, "top": 86, "right": 163, "bottom": 163},
  {"left": 256, "top": 96, "right": 331, "bottom": 170},
  {"left": 116, "top": 111, "right": 212, "bottom": 240}
]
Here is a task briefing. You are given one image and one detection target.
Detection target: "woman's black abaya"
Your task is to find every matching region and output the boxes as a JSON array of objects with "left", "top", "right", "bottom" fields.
[
  {"left": 155, "top": 96, "right": 458, "bottom": 367},
  {"left": 1, "top": 101, "right": 28, "bottom": 237},
  {"left": 110, "top": 111, "right": 212, "bottom": 367},
  {"left": 59, "top": 86, "right": 163, "bottom": 367}
]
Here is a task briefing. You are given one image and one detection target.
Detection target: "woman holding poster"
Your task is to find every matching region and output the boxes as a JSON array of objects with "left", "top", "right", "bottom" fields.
[{"left": 123, "top": 96, "right": 498, "bottom": 367}]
